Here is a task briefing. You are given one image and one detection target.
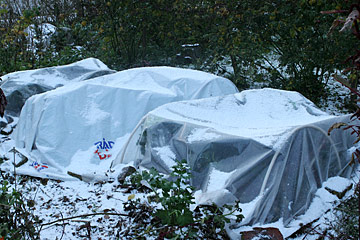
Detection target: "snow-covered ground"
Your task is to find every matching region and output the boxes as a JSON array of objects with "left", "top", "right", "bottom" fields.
[{"left": 3, "top": 163, "right": 357, "bottom": 239}]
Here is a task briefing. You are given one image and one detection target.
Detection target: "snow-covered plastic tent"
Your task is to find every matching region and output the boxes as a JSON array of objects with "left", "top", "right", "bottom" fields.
[
  {"left": 113, "top": 88, "right": 357, "bottom": 225},
  {"left": 0, "top": 58, "right": 114, "bottom": 131},
  {"left": 12, "top": 66, "right": 238, "bottom": 180}
]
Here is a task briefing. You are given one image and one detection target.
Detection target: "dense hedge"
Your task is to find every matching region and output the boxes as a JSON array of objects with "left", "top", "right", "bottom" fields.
[{"left": 0, "top": 0, "right": 357, "bottom": 104}]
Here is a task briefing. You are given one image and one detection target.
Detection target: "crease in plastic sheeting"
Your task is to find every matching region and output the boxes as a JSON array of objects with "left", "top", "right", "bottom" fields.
[
  {"left": 294, "top": 139, "right": 307, "bottom": 201},
  {"left": 307, "top": 131, "right": 323, "bottom": 183},
  {"left": 212, "top": 95, "right": 228, "bottom": 110},
  {"left": 304, "top": 104, "right": 326, "bottom": 116},
  {"left": 141, "top": 70, "right": 173, "bottom": 90},
  {"left": 81, "top": 69, "right": 116, "bottom": 81},
  {"left": 260, "top": 124, "right": 342, "bottom": 197},
  {"left": 183, "top": 76, "right": 237, "bottom": 99},
  {"left": 166, "top": 78, "right": 189, "bottom": 97},
  {"left": 248, "top": 130, "right": 302, "bottom": 225},
  {"left": 115, "top": 115, "right": 148, "bottom": 166},
  {"left": 213, "top": 76, "right": 238, "bottom": 96},
  {"left": 114, "top": 114, "right": 170, "bottom": 167},
  {"left": 191, "top": 80, "right": 215, "bottom": 99},
  {"left": 165, "top": 107, "right": 213, "bottom": 125},
  {"left": 248, "top": 124, "right": 350, "bottom": 226},
  {"left": 224, "top": 149, "right": 274, "bottom": 203},
  {"left": 90, "top": 57, "right": 103, "bottom": 69},
  {"left": 17, "top": 96, "right": 45, "bottom": 153},
  {"left": 251, "top": 152, "right": 297, "bottom": 224},
  {"left": 234, "top": 92, "right": 247, "bottom": 106}
]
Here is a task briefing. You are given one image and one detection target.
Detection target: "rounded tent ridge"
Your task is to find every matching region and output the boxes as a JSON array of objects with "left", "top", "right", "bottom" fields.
[
  {"left": 11, "top": 65, "right": 238, "bottom": 180},
  {"left": 113, "top": 88, "right": 357, "bottom": 225}
]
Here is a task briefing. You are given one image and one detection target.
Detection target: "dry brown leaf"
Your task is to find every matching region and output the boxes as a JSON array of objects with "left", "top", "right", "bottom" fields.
[
  {"left": 340, "top": 9, "right": 360, "bottom": 32},
  {"left": 328, "top": 122, "right": 348, "bottom": 135}
]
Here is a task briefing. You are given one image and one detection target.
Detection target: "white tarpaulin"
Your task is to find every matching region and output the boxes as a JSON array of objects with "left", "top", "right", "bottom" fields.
[
  {"left": 11, "top": 66, "right": 238, "bottom": 180},
  {"left": 114, "top": 88, "right": 357, "bottom": 225},
  {"left": 0, "top": 58, "right": 115, "bottom": 137}
]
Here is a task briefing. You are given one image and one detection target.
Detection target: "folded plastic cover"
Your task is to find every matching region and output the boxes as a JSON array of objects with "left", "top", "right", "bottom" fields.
[
  {"left": 115, "top": 88, "right": 357, "bottom": 225},
  {"left": 1, "top": 58, "right": 114, "bottom": 117},
  {"left": 12, "top": 66, "right": 238, "bottom": 180}
]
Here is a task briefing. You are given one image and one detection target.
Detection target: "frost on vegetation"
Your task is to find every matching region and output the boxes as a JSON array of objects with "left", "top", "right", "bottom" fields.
[
  {"left": 118, "top": 160, "right": 244, "bottom": 239},
  {"left": 24, "top": 23, "right": 56, "bottom": 53},
  {"left": 0, "top": 160, "right": 244, "bottom": 239},
  {"left": 325, "top": 192, "right": 359, "bottom": 239}
]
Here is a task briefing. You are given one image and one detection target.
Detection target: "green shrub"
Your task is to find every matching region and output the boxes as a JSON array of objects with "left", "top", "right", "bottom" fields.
[
  {"left": 0, "top": 175, "right": 39, "bottom": 240},
  {"left": 120, "top": 160, "right": 243, "bottom": 239},
  {"left": 325, "top": 190, "right": 359, "bottom": 240}
]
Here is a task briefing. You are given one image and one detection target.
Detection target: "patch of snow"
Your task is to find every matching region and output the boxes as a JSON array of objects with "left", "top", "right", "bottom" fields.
[
  {"left": 187, "top": 128, "right": 221, "bottom": 143},
  {"left": 231, "top": 175, "right": 357, "bottom": 239},
  {"left": 80, "top": 101, "right": 110, "bottom": 126},
  {"left": 153, "top": 146, "right": 177, "bottom": 168},
  {"left": 206, "top": 167, "right": 235, "bottom": 192}
]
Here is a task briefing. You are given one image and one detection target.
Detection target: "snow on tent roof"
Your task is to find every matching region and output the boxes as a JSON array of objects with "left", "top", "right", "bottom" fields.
[
  {"left": 0, "top": 57, "right": 114, "bottom": 117},
  {"left": 11, "top": 66, "right": 238, "bottom": 180},
  {"left": 114, "top": 88, "right": 357, "bottom": 226}
]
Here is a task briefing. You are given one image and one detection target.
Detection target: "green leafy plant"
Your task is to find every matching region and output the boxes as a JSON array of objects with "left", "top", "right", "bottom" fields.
[
  {"left": 0, "top": 174, "right": 40, "bottom": 240},
  {"left": 320, "top": 3, "right": 360, "bottom": 240},
  {"left": 120, "top": 160, "right": 243, "bottom": 239},
  {"left": 327, "top": 192, "right": 359, "bottom": 239}
]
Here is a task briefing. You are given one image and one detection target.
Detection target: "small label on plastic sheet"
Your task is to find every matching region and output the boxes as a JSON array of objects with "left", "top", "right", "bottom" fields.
[
  {"left": 94, "top": 138, "right": 114, "bottom": 160},
  {"left": 29, "top": 160, "right": 49, "bottom": 172}
]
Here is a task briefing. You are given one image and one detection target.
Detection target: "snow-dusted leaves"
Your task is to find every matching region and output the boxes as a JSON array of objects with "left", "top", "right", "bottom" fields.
[{"left": 120, "top": 160, "right": 244, "bottom": 239}]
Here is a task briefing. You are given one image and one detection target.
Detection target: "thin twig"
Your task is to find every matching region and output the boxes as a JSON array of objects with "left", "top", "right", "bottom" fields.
[
  {"left": 301, "top": 223, "right": 336, "bottom": 240},
  {"left": 321, "top": 10, "right": 348, "bottom": 15},
  {"left": 59, "top": 211, "right": 65, "bottom": 240},
  {"left": 301, "top": 224, "right": 320, "bottom": 240},
  {"left": 12, "top": 147, "right": 16, "bottom": 192},
  {"left": 40, "top": 212, "right": 129, "bottom": 228}
]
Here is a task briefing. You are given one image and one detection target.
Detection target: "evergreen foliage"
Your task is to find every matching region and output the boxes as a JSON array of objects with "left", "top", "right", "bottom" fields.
[
  {"left": 0, "top": 0, "right": 357, "bottom": 104},
  {"left": 0, "top": 174, "right": 40, "bottom": 240},
  {"left": 120, "top": 160, "right": 243, "bottom": 239}
]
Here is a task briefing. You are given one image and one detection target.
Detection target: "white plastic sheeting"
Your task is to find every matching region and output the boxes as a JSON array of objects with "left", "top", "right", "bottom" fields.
[
  {"left": 1, "top": 57, "right": 114, "bottom": 117},
  {"left": 114, "top": 88, "right": 357, "bottom": 225},
  {"left": 12, "top": 66, "right": 238, "bottom": 180}
]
